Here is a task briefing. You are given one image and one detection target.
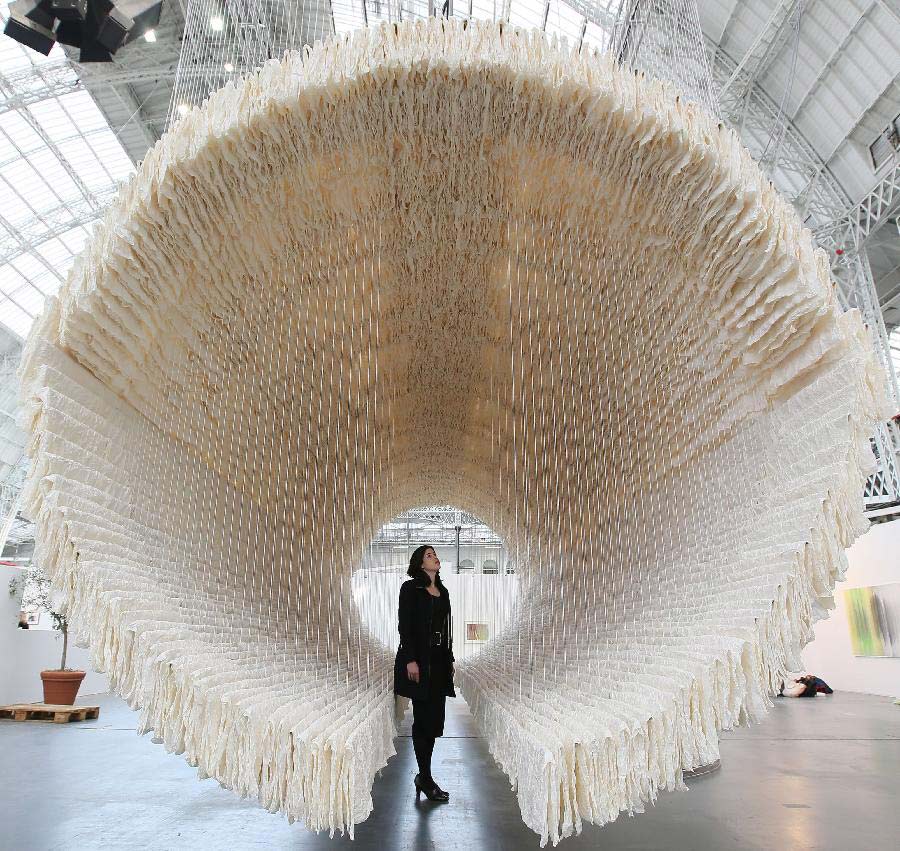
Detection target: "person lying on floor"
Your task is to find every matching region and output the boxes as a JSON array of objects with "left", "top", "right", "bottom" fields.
[
  {"left": 808, "top": 674, "right": 833, "bottom": 694},
  {"left": 780, "top": 674, "right": 833, "bottom": 697}
]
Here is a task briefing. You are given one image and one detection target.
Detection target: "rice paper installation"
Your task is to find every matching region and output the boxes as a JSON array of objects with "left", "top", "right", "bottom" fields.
[{"left": 18, "top": 19, "right": 892, "bottom": 846}]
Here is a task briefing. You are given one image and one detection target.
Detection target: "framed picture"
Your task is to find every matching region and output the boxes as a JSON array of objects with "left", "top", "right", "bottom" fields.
[
  {"left": 25, "top": 611, "right": 40, "bottom": 626},
  {"left": 466, "top": 622, "right": 488, "bottom": 642},
  {"left": 844, "top": 582, "right": 900, "bottom": 657}
]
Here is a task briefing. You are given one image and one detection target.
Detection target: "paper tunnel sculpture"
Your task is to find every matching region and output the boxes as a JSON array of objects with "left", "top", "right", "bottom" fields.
[{"left": 18, "top": 19, "right": 891, "bottom": 846}]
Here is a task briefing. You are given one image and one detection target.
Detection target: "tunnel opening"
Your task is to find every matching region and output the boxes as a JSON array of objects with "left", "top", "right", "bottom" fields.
[{"left": 352, "top": 506, "right": 519, "bottom": 661}]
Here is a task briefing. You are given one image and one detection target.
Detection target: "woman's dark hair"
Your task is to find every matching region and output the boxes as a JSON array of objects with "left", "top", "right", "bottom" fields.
[{"left": 407, "top": 544, "right": 436, "bottom": 577}]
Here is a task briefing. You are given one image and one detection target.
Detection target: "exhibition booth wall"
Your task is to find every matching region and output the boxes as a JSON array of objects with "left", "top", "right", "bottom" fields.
[
  {"left": 802, "top": 517, "right": 900, "bottom": 698},
  {"left": 0, "top": 563, "right": 108, "bottom": 705}
]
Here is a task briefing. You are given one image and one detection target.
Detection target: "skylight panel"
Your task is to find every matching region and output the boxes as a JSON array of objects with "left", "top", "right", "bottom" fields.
[
  {"left": 5, "top": 158, "right": 81, "bottom": 218},
  {"left": 508, "top": 0, "right": 546, "bottom": 30},
  {"left": 9, "top": 251, "right": 57, "bottom": 286},
  {"left": 0, "top": 4, "right": 135, "bottom": 339},
  {"left": 59, "top": 227, "right": 90, "bottom": 254},
  {"left": 61, "top": 90, "right": 110, "bottom": 134},
  {"left": 331, "top": 0, "right": 367, "bottom": 35},
  {"left": 544, "top": 0, "right": 584, "bottom": 45},
  {"left": 582, "top": 20, "right": 612, "bottom": 53},
  {"left": 399, "top": 0, "right": 430, "bottom": 20},
  {"left": 468, "top": 0, "right": 501, "bottom": 22},
  {"left": 34, "top": 237, "right": 72, "bottom": 269},
  {"left": 0, "top": 262, "right": 28, "bottom": 297},
  {"left": 0, "top": 110, "right": 41, "bottom": 151},
  {"left": 85, "top": 133, "right": 134, "bottom": 180},
  {"left": 57, "top": 137, "right": 115, "bottom": 191},
  {"left": 22, "top": 146, "right": 78, "bottom": 195},
  {"left": 7, "top": 281, "right": 44, "bottom": 315},
  {"left": 28, "top": 97, "right": 78, "bottom": 140},
  {"left": 0, "top": 303, "right": 31, "bottom": 338},
  {"left": 0, "top": 173, "right": 33, "bottom": 224}
]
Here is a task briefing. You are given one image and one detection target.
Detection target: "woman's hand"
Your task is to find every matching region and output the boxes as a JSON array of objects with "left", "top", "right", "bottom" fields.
[{"left": 406, "top": 661, "right": 420, "bottom": 683}]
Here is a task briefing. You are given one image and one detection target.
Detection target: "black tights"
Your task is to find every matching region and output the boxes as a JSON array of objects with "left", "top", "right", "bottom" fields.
[
  {"left": 411, "top": 693, "right": 446, "bottom": 785},
  {"left": 412, "top": 733, "right": 436, "bottom": 785}
]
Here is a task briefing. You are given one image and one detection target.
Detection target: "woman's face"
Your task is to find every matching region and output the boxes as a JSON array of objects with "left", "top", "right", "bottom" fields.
[{"left": 422, "top": 548, "right": 440, "bottom": 572}]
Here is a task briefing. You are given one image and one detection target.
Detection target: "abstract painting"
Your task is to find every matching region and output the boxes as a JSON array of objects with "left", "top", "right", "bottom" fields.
[{"left": 844, "top": 583, "right": 900, "bottom": 657}]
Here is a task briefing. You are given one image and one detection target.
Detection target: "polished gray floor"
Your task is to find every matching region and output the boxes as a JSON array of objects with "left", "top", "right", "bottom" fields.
[{"left": 2, "top": 690, "right": 898, "bottom": 850}]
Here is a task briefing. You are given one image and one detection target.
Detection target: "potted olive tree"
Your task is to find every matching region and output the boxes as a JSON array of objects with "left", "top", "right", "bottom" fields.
[{"left": 9, "top": 564, "right": 85, "bottom": 705}]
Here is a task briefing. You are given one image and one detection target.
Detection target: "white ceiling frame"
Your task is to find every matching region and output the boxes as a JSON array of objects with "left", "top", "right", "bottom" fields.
[
  {"left": 815, "top": 158, "right": 900, "bottom": 257},
  {"left": 0, "top": 191, "right": 112, "bottom": 269},
  {"left": 719, "top": 0, "right": 805, "bottom": 104},
  {"left": 709, "top": 36, "right": 851, "bottom": 225},
  {"left": 789, "top": 0, "right": 878, "bottom": 125}
]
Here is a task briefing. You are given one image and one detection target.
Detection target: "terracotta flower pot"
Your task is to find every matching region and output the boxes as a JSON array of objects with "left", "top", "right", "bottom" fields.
[{"left": 40, "top": 670, "right": 86, "bottom": 705}]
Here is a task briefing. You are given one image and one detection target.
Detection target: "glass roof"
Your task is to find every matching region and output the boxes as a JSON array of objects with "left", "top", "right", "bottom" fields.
[
  {"left": 331, "top": 0, "right": 618, "bottom": 50},
  {"left": 0, "top": 2, "right": 135, "bottom": 340}
]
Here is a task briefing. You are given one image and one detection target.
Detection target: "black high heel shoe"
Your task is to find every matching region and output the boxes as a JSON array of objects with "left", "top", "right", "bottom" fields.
[{"left": 414, "top": 773, "right": 449, "bottom": 802}]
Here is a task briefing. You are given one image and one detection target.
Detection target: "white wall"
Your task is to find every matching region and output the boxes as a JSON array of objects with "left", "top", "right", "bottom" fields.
[
  {"left": 0, "top": 564, "right": 108, "bottom": 704},
  {"left": 441, "top": 573, "right": 518, "bottom": 659},
  {"left": 802, "top": 518, "right": 900, "bottom": 698},
  {"left": 351, "top": 570, "right": 519, "bottom": 661}
]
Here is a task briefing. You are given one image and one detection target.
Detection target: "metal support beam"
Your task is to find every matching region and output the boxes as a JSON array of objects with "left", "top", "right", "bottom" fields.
[
  {"left": 830, "top": 248, "right": 900, "bottom": 503},
  {"left": 719, "top": 0, "right": 804, "bottom": 104},
  {"left": 0, "top": 206, "right": 67, "bottom": 289},
  {"left": 708, "top": 37, "right": 851, "bottom": 226},
  {"left": 789, "top": 0, "right": 877, "bottom": 124},
  {"left": 0, "top": 64, "right": 215, "bottom": 120},
  {"left": 0, "top": 6, "right": 183, "bottom": 120},
  {"left": 811, "top": 158, "right": 900, "bottom": 506},
  {"left": 0, "top": 489, "right": 23, "bottom": 558},
  {"left": 814, "top": 159, "right": 900, "bottom": 266},
  {"left": 0, "top": 193, "right": 113, "bottom": 270},
  {"left": 111, "top": 82, "right": 162, "bottom": 152},
  {"left": 718, "top": 0, "right": 806, "bottom": 178}
]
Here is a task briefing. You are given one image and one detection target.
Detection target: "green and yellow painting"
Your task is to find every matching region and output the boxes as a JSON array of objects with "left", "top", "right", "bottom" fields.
[{"left": 843, "top": 583, "right": 900, "bottom": 657}]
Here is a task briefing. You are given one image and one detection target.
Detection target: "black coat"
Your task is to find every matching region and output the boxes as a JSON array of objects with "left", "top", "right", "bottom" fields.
[{"left": 393, "top": 569, "right": 456, "bottom": 700}]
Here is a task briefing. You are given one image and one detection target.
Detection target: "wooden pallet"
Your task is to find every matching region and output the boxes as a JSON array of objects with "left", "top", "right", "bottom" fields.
[{"left": 0, "top": 703, "right": 100, "bottom": 723}]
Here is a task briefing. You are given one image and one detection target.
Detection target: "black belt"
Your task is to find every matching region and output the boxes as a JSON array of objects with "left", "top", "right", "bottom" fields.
[{"left": 430, "top": 630, "right": 444, "bottom": 647}]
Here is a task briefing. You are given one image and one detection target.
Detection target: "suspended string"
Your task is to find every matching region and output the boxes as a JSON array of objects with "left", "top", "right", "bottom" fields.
[{"left": 167, "top": 1, "right": 685, "bottom": 128}]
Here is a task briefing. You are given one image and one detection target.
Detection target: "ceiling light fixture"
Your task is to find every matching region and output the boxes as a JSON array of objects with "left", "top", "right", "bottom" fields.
[{"left": 3, "top": 0, "right": 164, "bottom": 61}]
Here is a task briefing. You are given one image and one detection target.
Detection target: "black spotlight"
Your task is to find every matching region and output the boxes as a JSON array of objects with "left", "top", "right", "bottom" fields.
[
  {"left": 118, "top": 0, "right": 162, "bottom": 40},
  {"left": 4, "top": 1, "right": 57, "bottom": 55},
  {"left": 3, "top": 0, "right": 163, "bottom": 62},
  {"left": 52, "top": 0, "right": 88, "bottom": 22},
  {"left": 95, "top": 3, "right": 131, "bottom": 53}
]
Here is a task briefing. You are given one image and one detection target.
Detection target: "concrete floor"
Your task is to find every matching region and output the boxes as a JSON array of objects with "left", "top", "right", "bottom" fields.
[{"left": 2, "top": 691, "right": 898, "bottom": 851}]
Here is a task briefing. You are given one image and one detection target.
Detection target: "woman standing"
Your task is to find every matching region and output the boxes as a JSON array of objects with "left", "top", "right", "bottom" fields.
[{"left": 394, "top": 544, "right": 456, "bottom": 802}]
